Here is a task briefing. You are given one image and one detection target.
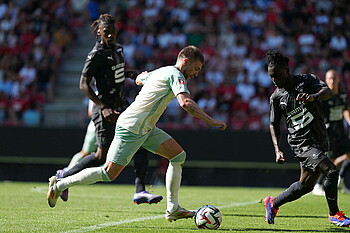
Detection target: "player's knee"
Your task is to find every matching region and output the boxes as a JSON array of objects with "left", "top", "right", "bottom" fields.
[
  {"left": 298, "top": 181, "right": 314, "bottom": 193},
  {"left": 170, "top": 150, "right": 186, "bottom": 164}
]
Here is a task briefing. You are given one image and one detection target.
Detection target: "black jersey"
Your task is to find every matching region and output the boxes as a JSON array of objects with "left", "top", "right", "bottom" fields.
[
  {"left": 322, "top": 89, "right": 349, "bottom": 141},
  {"left": 270, "top": 74, "right": 329, "bottom": 153},
  {"left": 82, "top": 42, "right": 128, "bottom": 111}
]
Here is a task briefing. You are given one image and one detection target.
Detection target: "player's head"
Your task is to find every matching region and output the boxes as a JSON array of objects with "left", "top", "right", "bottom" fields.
[
  {"left": 266, "top": 50, "right": 291, "bottom": 88},
  {"left": 325, "top": 69, "right": 339, "bottom": 91},
  {"left": 175, "top": 45, "right": 205, "bottom": 80},
  {"left": 91, "top": 13, "right": 116, "bottom": 48}
]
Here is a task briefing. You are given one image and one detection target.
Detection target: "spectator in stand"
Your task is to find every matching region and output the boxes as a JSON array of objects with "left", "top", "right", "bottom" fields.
[
  {"left": 22, "top": 101, "right": 41, "bottom": 127},
  {"left": 236, "top": 75, "right": 256, "bottom": 103},
  {"left": 329, "top": 30, "right": 348, "bottom": 57},
  {"left": 18, "top": 61, "right": 37, "bottom": 89}
]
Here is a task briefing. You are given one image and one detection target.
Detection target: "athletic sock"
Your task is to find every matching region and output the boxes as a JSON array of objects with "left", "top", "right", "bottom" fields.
[
  {"left": 134, "top": 149, "right": 149, "bottom": 193},
  {"left": 166, "top": 161, "right": 182, "bottom": 212},
  {"left": 63, "top": 153, "right": 102, "bottom": 177},
  {"left": 165, "top": 151, "right": 186, "bottom": 213},
  {"left": 273, "top": 181, "right": 313, "bottom": 209},
  {"left": 66, "top": 152, "right": 84, "bottom": 170},
  {"left": 55, "top": 167, "right": 111, "bottom": 192},
  {"left": 324, "top": 171, "right": 339, "bottom": 215}
]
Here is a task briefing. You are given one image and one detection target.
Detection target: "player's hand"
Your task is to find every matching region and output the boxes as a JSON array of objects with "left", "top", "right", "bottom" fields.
[
  {"left": 125, "top": 71, "right": 139, "bottom": 80},
  {"left": 102, "top": 108, "right": 119, "bottom": 123},
  {"left": 296, "top": 93, "right": 315, "bottom": 104},
  {"left": 275, "top": 150, "right": 285, "bottom": 164},
  {"left": 211, "top": 120, "right": 227, "bottom": 130}
]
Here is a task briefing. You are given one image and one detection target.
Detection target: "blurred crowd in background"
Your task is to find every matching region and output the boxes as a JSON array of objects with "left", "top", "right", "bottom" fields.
[{"left": 1, "top": 0, "right": 350, "bottom": 131}]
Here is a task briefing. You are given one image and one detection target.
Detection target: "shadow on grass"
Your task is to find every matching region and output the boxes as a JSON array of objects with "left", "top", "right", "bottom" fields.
[
  {"left": 113, "top": 225, "right": 349, "bottom": 232},
  {"left": 219, "top": 228, "right": 350, "bottom": 232},
  {"left": 225, "top": 213, "right": 325, "bottom": 219}
]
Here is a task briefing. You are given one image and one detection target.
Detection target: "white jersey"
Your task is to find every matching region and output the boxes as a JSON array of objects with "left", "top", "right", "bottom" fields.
[{"left": 117, "top": 66, "right": 190, "bottom": 135}]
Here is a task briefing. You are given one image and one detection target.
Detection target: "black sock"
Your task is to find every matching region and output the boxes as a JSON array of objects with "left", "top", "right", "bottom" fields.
[
  {"left": 324, "top": 171, "right": 339, "bottom": 215},
  {"left": 63, "top": 153, "right": 103, "bottom": 177},
  {"left": 273, "top": 181, "right": 313, "bottom": 209},
  {"left": 134, "top": 149, "right": 149, "bottom": 193}
]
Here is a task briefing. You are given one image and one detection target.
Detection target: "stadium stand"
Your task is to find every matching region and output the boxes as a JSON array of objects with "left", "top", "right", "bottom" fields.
[{"left": 1, "top": 0, "right": 350, "bottom": 131}]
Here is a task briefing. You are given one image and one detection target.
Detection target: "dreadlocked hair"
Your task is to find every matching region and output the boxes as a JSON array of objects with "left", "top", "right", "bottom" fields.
[
  {"left": 90, "top": 13, "right": 115, "bottom": 38},
  {"left": 266, "top": 50, "right": 289, "bottom": 67}
]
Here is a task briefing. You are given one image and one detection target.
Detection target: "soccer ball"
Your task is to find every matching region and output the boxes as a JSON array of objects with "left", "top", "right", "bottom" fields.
[{"left": 194, "top": 205, "right": 222, "bottom": 230}]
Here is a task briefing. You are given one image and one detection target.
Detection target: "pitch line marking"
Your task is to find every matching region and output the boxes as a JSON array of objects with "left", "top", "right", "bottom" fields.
[{"left": 63, "top": 200, "right": 259, "bottom": 233}]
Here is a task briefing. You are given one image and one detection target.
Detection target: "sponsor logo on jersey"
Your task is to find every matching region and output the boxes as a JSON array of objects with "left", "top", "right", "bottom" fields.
[{"left": 179, "top": 79, "right": 185, "bottom": 85}]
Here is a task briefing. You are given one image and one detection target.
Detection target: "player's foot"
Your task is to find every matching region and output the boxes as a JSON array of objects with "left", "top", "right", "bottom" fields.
[
  {"left": 329, "top": 211, "right": 350, "bottom": 227},
  {"left": 132, "top": 191, "right": 163, "bottom": 204},
  {"left": 56, "top": 169, "right": 69, "bottom": 201},
  {"left": 312, "top": 183, "right": 325, "bottom": 196},
  {"left": 47, "top": 176, "right": 62, "bottom": 208},
  {"left": 263, "top": 196, "right": 279, "bottom": 224},
  {"left": 165, "top": 205, "right": 195, "bottom": 222}
]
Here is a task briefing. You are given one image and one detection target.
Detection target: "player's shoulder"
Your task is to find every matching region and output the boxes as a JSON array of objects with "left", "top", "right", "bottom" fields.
[
  {"left": 115, "top": 43, "right": 123, "bottom": 50},
  {"left": 86, "top": 42, "right": 103, "bottom": 60},
  {"left": 270, "top": 88, "right": 283, "bottom": 101},
  {"left": 296, "top": 73, "right": 319, "bottom": 81}
]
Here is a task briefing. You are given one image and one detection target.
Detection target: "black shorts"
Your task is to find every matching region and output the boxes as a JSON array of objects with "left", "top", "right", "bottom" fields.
[
  {"left": 328, "top": 136, "right": 350, "bottom": 159},
  {"left": 295, "top": 146, "right": 328, "bottom": 172},
  {"left": 91, "top": 108, "right": 116, "bottom": 149}
]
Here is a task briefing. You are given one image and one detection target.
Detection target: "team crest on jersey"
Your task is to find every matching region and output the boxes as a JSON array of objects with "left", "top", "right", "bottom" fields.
[{"left": 179, "top": 79, "right": 185, "bottom": 85}]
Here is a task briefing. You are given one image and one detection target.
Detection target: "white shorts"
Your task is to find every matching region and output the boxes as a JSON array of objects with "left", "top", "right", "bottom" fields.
[{"left": 106, "top": 125, "right": 172, "bottom": 166}]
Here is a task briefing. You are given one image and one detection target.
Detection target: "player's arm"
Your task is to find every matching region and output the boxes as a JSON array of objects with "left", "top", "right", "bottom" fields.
[
  {"left": 343, "top": 108, "right": 350, "bottom": 125},
  {"left": 176, "top": 92, "right": 226, "bottom": 130},
  {"left": 296, "top": 84, "right": 332, "bottom": 103},
  {"left": 79, "top": 75, "right": 104, "bottom": 109},
  {"left": 269, "top": 97, "right": 285, "bottom": 164},
  {"left": 269, "top": 123, "right": 285, "bottom": 164},
  {"left": 79, "top": 75, "right": 118, "bottom": 122}
]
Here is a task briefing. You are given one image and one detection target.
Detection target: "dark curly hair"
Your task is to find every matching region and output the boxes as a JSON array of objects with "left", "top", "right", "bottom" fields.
[
  {"left": 90, "top": 13, "right": 115, "bottom": 38},
  {"left": 266, "top": 50, "right": 289, "bottom": 68}
]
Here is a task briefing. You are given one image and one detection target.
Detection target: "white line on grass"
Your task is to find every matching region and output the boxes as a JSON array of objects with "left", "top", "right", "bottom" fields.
[{"left": 63, "top": 200, "right": 259, "bottom": 233}]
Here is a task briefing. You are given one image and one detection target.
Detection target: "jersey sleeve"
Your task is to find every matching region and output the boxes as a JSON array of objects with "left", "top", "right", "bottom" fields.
[
  {"left": 270, "top": 94, "right": 282, "bottom": 125},
  {"left": 307, "top": 74, "right": 327, "bottom": 93},
  {"left": 166, "top": 74, "right": 190, "bottom": 96},
  {"left": 82, "top": 51, "right": 99, "bottom": 77}
]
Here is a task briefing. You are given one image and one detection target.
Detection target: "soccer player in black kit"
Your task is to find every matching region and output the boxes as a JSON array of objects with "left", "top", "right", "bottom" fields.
[
  {"left": 263, "top": 50, "right": 350, "bottom": 227},
  {"left": 312, "top": 69, "right": 350, "bottom": 195},
  {"left": 54, "top": 13, "right": 162, "bottom": 205}
]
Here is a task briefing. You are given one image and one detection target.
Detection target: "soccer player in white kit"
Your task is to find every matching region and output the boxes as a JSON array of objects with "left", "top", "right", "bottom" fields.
[{"left": 47, "top": 45, "right": 227, "bottom": 221}]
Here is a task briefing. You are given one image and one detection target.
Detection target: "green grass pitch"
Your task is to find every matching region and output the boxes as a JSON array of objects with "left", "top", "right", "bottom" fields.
[{"left": 1, "top": 181, "right": 350, "bottom": 232}]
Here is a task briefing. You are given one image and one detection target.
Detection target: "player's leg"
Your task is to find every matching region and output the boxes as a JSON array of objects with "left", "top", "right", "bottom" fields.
[
  {"left": 47, "top": 126, "right": 138, "bottom": 208},
  {"left": 132, "top": 148, "right": 163, "bottom": 204},
  {"left": 264, "top": 167, "right": 317, "bottom": 224},
  {"left": 265, "top": 147, "right": 326, "bottom": 224},
  {"left": 47, "top": 165, "right": 114, "bottom": 208},
  {"left": 143, "top": 127, "right": 194, "bottom": 221},
  {"left": 66, "top": 120, "right": 97, "bottom": 170},
  {"left": 62, "top": 112, "right": 114, "bottom": 177},
  {"left": 57, "top": 113, "right": 114, "bottom": 201},
  {"left": 275, "top": 168, "right": 318, "bottom": 207},
  {"left": 339, "top": 157, "right": 350, "bottom": 192},
  {"left": 318, "top": 157, "right": 350, "bottom": 226},
  {"left": 134, "top": 148, "right": 149, "bottom": 193}
]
